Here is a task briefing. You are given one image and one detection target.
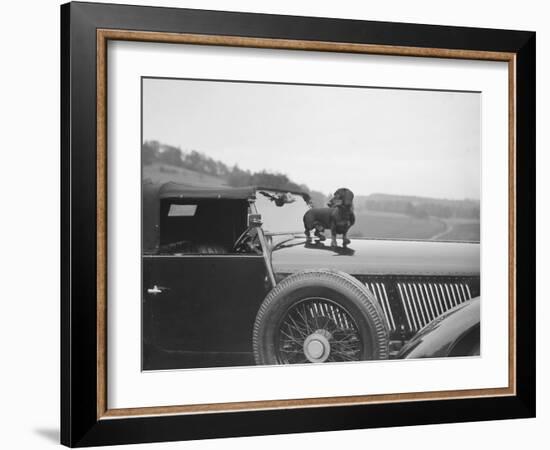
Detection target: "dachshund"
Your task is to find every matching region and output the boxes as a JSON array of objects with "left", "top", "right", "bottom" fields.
[{"left": 303, "top": 188, "right": 355, "bottom": 247}]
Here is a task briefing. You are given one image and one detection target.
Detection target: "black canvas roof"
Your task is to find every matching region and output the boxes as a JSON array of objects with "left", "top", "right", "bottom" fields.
[{"left": 158, "top": 183, "right": 256, "bottom": 200}]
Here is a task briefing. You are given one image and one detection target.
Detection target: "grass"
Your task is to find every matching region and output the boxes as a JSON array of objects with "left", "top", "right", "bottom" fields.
[
  {"left": 435, "top": 222, "right": 480, "bottom": 241},
  {"left": 349, "top": 210, "right": 479, "bottom": 242}
]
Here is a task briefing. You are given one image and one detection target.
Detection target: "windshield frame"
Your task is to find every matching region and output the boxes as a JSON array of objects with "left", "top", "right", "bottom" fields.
[{"left": 253, "top": 189, "right": 312, "bottom": 236}]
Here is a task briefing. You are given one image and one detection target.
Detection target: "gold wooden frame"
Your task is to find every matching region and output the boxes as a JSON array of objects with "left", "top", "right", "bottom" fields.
[{"left": 96, "top": 29, "right": 517, "bottom": 420}]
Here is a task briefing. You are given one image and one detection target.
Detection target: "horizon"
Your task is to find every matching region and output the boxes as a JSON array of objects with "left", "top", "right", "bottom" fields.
[{"left": 144, "top": 141, "right": 480, "bottom": 203}]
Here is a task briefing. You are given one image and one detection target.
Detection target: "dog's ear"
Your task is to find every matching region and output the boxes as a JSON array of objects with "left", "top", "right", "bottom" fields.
[
  {"left": 332, "top": 188, "right": 344, "bottom": 201},
  {"left": 341, "top": 188, "right": 354, "bottom": 206}
]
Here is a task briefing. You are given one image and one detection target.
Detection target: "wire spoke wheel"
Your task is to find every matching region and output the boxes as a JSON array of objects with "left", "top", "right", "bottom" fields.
[
  {"left": 277, "top": 297, "right": 363, "bottom": 364},
  {"left": 253, "top": 270, "right": 389, "bottom": 365}
]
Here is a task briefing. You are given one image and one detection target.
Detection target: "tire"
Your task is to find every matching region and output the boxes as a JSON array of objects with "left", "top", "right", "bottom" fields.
[{"left": 253, "top": 269, "right": 389, "bottom": 365}]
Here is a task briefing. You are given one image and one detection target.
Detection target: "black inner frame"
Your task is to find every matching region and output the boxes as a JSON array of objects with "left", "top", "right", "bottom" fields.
[{"left": 61, "top": 2, "right": 536, "bottom": 447}]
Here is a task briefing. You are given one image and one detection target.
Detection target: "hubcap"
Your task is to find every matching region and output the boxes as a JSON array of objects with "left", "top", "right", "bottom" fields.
[{"left": 303, "top": 330, "right": 331, "bottom": 363}]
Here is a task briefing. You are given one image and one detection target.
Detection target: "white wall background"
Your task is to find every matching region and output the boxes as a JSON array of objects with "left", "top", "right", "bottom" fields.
[{"left": 0, "top": 0, "right": 545, "bottom": 449}]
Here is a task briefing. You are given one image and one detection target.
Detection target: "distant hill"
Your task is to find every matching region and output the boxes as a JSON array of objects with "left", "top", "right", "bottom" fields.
[
  {"left": 143, "top": 162, "right": 229, "bottom": 187},
  {"left": 142, "top": 140, "right": 327, "bottom": 206}
]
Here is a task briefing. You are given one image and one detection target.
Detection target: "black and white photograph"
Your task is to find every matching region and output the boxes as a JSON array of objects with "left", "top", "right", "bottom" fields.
[{"left": 141, "top": 77, "right": 481, "bottom": 370}]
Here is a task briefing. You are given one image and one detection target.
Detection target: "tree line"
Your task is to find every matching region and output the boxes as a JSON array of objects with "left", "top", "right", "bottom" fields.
[{"left": 143, "top": 140, "right": 327, "bottom": 206}]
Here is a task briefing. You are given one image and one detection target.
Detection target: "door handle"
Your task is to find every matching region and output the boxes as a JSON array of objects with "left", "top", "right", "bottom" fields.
[{"left": 147, "top": 285, "right": 168, "bottom": 295}]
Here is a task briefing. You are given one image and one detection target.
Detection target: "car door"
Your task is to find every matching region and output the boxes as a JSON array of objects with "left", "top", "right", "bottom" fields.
[{"left": 142, "top": 253, "right": 270, "bottom": 367}]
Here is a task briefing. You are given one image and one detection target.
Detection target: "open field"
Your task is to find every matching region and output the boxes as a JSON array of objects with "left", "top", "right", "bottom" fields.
[
  {"left": 432, "top": 217, "right": 480, "bottom": 241},
  {"left": 350, "top": 210, "right": 445, "bottom": 240},
  {"left": 349, "top": 210, "right": 479, "bottom": 242}
]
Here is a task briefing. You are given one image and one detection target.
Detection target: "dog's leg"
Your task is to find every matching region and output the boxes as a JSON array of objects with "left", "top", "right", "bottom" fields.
[
  {"left": 343, "top": 231, "right": 350, "bottom": 247},
  {"left": 314, "top": 224, "right": 326, "bottom": 241},
  {"left": 304, "top": 214, "right": 312, "bottom": 242},
  {"left": 331, "top": 228, "right": 337, "bottom": 247}
]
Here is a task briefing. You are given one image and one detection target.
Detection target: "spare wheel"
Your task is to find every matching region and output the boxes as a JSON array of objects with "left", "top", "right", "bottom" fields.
[{"left": 253, "top": 270, "right": 389, "bottom": 365}]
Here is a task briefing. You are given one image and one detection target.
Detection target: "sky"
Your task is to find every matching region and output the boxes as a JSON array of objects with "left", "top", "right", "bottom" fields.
[{"left": 142, "top": 78, "right": 480, "bottom": 199}]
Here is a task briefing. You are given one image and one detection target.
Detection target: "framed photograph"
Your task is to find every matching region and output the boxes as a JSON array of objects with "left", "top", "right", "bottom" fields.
[{"left": 61, "top": 2, "right": 536, "bottom": 447}]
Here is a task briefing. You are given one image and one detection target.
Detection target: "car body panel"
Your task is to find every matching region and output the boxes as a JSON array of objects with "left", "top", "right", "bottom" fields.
[
  {"left": 397, "top": 296, "right": 480, "bottom": 359},
  {"left": 271, "top": 237, "right": 479, "bottom": 277},
  {"left": 142, "top": 254, "right": 269, "bottom": 370}
]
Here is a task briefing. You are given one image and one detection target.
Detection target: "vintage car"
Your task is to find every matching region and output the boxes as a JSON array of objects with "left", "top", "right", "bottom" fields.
[{"left": 142, "top": 183, "right": 480, "bottom": 370}]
